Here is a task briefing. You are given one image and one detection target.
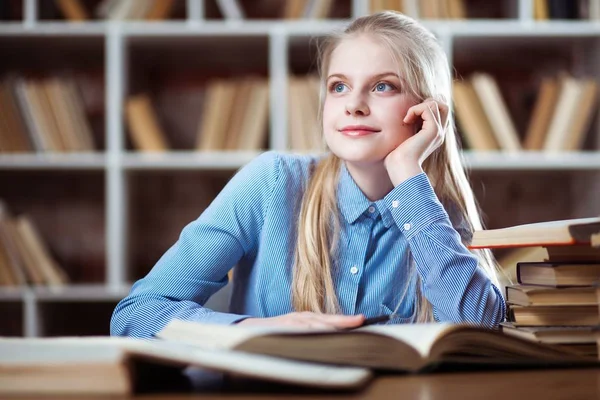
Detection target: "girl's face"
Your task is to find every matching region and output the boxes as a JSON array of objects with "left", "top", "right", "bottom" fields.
[{"left": 322, "top": 35, "right": 418, "bottom": 166}]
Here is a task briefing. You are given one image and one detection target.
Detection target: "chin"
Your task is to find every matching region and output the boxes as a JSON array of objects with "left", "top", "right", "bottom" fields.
[{"left": 329, "top": 147, "right": 386, "bottom": 165}]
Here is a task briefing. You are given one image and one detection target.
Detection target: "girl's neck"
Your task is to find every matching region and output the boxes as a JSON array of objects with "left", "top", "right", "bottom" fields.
[{"left": 344, "top": 161, "right": 394, "bottom": 202}]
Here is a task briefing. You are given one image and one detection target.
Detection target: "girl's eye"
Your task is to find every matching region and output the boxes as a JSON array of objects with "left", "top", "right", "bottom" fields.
[
  {"left": 332, "top": 82, "right": 348, "bottom": 93},
  {"left": 374, "top": 82, "right": 395, "bottom": 92}
]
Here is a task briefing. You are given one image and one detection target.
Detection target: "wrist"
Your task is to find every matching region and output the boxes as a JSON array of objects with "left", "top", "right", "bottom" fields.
[{"left": 390, "top": 163, "right": 423, "bottom": 186}]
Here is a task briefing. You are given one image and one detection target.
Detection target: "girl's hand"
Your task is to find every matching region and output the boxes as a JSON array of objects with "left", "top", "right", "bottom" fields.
[
  {"left": 384, "top": 99, "right": 448, "bottom": 186},
  {"left": 236, "top": 312, "right": 365, "bottom": 329}
]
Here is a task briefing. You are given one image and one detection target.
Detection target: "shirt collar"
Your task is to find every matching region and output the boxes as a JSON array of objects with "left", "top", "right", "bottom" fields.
[
  {"left": 336, "top": 161, "right": 396, "bottom": 228},
  {"left": 337, "top": 162, "right": 377, "bottom": 225}
]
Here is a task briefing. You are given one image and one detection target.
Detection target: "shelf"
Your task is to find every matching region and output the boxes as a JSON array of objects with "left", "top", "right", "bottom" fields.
[
  {"left": 0, "top": 153, "right": 107, "bottom": 169},
  {"left": 0, "top": 287, "right": 25, "bottom": 300},
  {"left": 0, "top": 285, "right": 131, "bottom": 302},
  {"left": 122, "top": 151, "right": 261, "bottom": 170},
  {"left": 3, "top": 3, "right": 600, "bottom": 337},
  {"left": 1, "top": 151, "right": 597, "bottom": 171},
  {"left": 32, "top": 284, "right": 131, "bottom": 301},
  {"left": 2, "top": 20, "right": 600, "bottom": 38},
  {"left": 462, "top": 151, "right": 600, "bottom": 170}
]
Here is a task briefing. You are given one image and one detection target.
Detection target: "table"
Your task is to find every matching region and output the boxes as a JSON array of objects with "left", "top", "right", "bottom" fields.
[
  {"left": 139, "top": 367, "right": 600, "bottom": 399},
  {"left": 4, "top": 367, "right": 599, "bottom": 399}
]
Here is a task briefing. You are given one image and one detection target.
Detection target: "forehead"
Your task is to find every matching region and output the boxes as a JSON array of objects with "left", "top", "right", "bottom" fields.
[{"left": 328, "top": 35, "right": 399, "bottom": 76}]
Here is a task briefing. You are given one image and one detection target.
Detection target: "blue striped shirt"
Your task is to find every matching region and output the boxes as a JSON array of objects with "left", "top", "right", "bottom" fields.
[{"left": 111, "top": 151, "right": 505, "bottom": 338}]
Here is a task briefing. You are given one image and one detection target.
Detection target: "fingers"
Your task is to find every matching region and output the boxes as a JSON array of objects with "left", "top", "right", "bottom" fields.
[
  {"left": 320, "top": 314, "right": 365, "bottom": 328},
  {"left": 241, "top": 312, "right": 366, "bottom": 330},
  {"left": 403, "top": 99, "right": 448, "bottom": 128},
  {"left": 286, "top": 312, "right": 365, "bottom": 329}
]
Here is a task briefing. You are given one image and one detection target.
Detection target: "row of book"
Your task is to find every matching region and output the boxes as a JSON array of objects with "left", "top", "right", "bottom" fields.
[
  {"left": 534, "top": 0, "right": 600, "bottom": 20},
  {"left": 479, "top": 218, "right": 600, "bottom": 357},
  {"left": 372, "top": 0, "right": 466, "bottom": 19},
  {"left": 55, "top": 0, "right": 177, "bottom": 21},
  {"left": 0, "top": 201, "right": 69, "bottom": 288},
  {"left": 127, "top": 74, "right": 323, "bottom": 153},
  {"left": 453, "top": 72, "right": 598, "bottom": 152},
  {"left": 0, "top": 77, "right": 96, "bottom": 153},
  {"left": 126, "top": 75, "right": 270, "bottom": 152},
  {"left": 288, "top": 75, "right": 322, "bottom": 152},
  {"left": 55, "top": 0, "right": 334, "bottom": 21}
]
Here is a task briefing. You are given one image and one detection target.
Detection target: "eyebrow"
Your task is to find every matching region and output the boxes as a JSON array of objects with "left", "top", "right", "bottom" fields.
[{"left": 326, "top": 72, "right": 400, "bottom": 82}]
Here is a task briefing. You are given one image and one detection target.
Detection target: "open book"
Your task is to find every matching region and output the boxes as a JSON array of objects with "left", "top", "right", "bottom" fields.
[
  {"left": 156, "top": 320, "right": 595, "bottom": 372},
  {"left": 469, "top": 216, "right": 600, "bottom": 249},
  {"left": 0, "top": 336, "right": 371, "bottom": 395}
]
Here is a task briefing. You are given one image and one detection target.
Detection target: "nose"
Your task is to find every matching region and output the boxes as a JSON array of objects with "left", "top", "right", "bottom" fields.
[{"left": 345, "top": 93, "right": 370, "bottom": 117}]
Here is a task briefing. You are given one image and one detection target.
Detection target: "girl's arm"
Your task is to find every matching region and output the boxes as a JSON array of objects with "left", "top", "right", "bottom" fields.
[
  {"left": 110, "top": 151, "right": 281, "bottom": 338},
  {"left": 385, "top": 173, "right": 506, "bottom": 328}
]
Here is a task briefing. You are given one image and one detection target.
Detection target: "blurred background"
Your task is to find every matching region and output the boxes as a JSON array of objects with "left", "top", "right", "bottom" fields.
[{"left": 0, "top": 0, "right": 598, "bottom": 338}]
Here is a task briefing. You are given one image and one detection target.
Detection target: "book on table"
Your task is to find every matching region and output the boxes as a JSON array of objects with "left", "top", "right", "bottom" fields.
[
  {"left": 0, "top": 336, "right": 372, "bottom": 395},
  {"left": 155, "top": 319, "right": 596, "bottom": 371},
  {"left": 469, "top": 216, "right": 600, "bottom": 249},
  {"left": 2, "top": 319, "right": 598, "bottom": 396}
]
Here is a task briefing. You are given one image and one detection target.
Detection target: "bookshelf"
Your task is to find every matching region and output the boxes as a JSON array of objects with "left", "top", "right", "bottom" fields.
[{"left": 0, "top": 0, "right": 599, "bottom": 337}]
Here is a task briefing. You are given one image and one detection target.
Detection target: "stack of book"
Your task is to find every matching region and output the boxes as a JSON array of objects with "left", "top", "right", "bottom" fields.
[{"left": 469, "top": 216, "right": 600, "bottom": 357}]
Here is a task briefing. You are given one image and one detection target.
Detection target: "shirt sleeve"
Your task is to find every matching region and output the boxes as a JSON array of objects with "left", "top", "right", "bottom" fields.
[
  {"left": 110, "top": 151, "right": 281, "bottom": 338},
  {"left": 384, "top": 172, "right": 506, "bottom": 328}
]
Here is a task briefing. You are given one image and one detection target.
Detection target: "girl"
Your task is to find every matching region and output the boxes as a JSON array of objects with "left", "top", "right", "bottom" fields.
[{"left": 111, "top": 11, "right": 505, "bottom": 338}]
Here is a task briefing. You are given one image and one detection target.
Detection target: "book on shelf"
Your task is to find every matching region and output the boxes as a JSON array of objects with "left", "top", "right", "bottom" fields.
[
  {"left": 92, "top": 0, "right": 176, "bottom": 21},
  {"left": 469, "top": 216, "right": 600, "bottom": 249},
  {"left": 54, "top": 0, "right": 89, "bottom": 21},
  {"left": 125, "top": 93, "right": 170, "bottom": 152},
  {"left": 452, "top": 79, "right": 500, "bottom": 151},
  {"left": 469, "top": 72, "right": 521, "bottom": 152},
  {"left": 0, "top": 200, "right": 68, "bottom": 288},
  {"left": 288, "top": 74, "right": 322, "bottom": 152},
  {"left": 414, "top": 0, "right": 467, "bottom": 19},
  {"left": 1, "top": 75, "right": 96, "bottom": 154},
  {"left": 195, "top": 76, "right": 269, "bottom": 152},
  {"left": 454, "top": 71, "right": 598, "bottom": 152},
  {"left": 525, "top": 73, "right": 597, "bottom": 151},
  {"left": 523, "top": 76, "right": 560, "bottom": 150}
]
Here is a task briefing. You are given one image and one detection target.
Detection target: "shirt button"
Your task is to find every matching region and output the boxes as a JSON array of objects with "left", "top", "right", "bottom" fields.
[
  {"left": 392, "top": 200, "right": 399, "bottom": 208},
  {"left": 403, "top": 223, "right": 411, "bottom": 231},
  {"left": 368, "top": 206, "right": 375, "bottom": 213},
  {"left": 350, "top": 266, "right": 359, "bottom": 275}
]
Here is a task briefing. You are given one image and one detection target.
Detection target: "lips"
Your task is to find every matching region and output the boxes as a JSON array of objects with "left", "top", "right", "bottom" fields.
[{"left": 339, "top": 125, "right": 380, "bottom": 137}]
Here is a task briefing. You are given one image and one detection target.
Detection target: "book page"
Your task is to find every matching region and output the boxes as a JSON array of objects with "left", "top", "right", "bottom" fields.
[
  {"left": 124, "top": 340, "right": 372, "bottom": 389},
  {"left": 359, "top": 323, "right": 456, "bottom": 358}
]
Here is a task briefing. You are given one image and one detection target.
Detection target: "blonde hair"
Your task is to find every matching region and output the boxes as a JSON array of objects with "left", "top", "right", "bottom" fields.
[{"left": 291, "top": 11, "right": 502, "bottom": 321}]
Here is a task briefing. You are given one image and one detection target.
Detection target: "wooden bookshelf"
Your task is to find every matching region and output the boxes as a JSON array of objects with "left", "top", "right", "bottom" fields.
[{"left": 0, "top": 0, "right": 599, "bottom": 337}]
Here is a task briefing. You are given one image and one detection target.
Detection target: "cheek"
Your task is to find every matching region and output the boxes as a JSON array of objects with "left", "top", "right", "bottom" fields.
[
  {"left": 378, "top": 100, "right": 413, "bottom": 137},
  {"left": 322, "top": 97, "right": 337, "bottom": 126}
]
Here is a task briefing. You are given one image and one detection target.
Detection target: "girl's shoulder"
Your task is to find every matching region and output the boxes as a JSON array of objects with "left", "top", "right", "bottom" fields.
[{"left": 248, "top": 150, "right": 324, "bottom": 183}]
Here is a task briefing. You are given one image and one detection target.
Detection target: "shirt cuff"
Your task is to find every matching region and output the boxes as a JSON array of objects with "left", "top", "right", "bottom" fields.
[{"left": 384, "top": 172, "right": 448, "bottom": 240}]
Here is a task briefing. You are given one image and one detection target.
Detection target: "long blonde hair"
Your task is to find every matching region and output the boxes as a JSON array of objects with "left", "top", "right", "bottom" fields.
[{"left": 291, "top": 11, "right": 501, "bottom": 321}]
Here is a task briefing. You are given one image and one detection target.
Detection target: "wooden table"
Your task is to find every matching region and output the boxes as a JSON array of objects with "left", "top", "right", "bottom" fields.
[
  {"left": 137, "top": 367, "right": 600, "bottom": 399},
  {"left": 5, "top": 367, "right": 600, "bottom": 399}
]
